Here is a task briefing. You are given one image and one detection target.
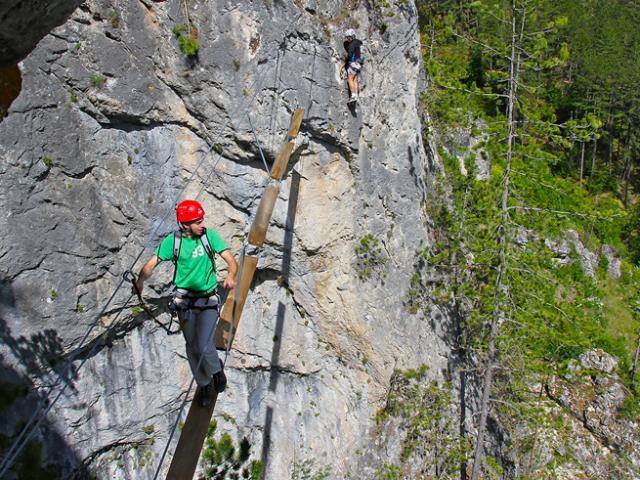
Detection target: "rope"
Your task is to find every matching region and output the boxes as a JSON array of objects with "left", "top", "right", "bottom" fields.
[
  {"left": 144, "top": 34, "right": 310, "bottom": 479},
  {"left": 151, "top": 170, "right": 265, "bottom": 477},
  {"left": 225, "top": 243, "right": 247, "bottom": 364},
  {"left": 306, "top": 44, "right": 318, "bottom": 114},
  {"left": 149, "top": 32, "right": 308, "bottom": 475},
  {"left": 150, "top": 127, "right": 270, "bottom": 479},
  {"left": 149, "top": 44, "right": 285, "bottom": 477},
  {"left": 269, "top": 48, "right": 282, "bottom": 153},
  {"left": 3, "top": 29, "right": 308, "bottom": 476},
  {"left": 150, "top": 240, "right": 252, "bottom": 479},
  {"left": 124, "top": 270, "right": 181, "bottom": 335},
  {"left": 152, "top": 376, "right": 195, "bottom": 480}
]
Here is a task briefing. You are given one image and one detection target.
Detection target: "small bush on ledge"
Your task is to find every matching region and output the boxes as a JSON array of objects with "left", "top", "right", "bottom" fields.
[
  {"left": 172, "top": 24, "right": 199, "bottom": 57},
  {"left": 355, "top": 232, "right": 388, "bottom": 280}
]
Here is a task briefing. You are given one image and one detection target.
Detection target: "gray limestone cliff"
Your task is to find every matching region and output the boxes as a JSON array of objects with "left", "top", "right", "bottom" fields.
[{"left": 0, "top": 1, "right": 446, "bottom": 478}]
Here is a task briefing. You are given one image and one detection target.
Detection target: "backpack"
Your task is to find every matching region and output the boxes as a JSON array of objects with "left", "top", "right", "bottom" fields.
[
  {"left": 172, "top": 228, "right": 217, "bottom": 281},
  {"left": 346, "top": 38, "right": 364, "bottom": 64}
]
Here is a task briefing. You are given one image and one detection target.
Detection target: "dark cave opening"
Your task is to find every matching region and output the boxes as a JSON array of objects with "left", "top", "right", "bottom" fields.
[{"left": 0, "top": 65, "right": 21, "bottom": 120}]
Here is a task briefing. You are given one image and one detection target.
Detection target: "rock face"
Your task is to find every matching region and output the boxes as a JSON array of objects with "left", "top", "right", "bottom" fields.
[
  {"left": 600, "top": 244, "right": 622, "bottom": 279},
  {"left": 445, "top": 123, "right": 491, "bottom": 181},
  {"left": 0, "top": 1, "right": 446, "bottom": 478},
  {"left": 544, "top": 230, "right": 622, "bottom": 280},
  {"left": 545, "top": 349, "right": 640, "bottom": 479}
]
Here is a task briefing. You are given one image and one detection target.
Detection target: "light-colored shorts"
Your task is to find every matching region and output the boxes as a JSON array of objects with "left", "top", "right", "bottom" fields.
[{"left": 347, "top": 61, "right": 362, "bottom": 76}]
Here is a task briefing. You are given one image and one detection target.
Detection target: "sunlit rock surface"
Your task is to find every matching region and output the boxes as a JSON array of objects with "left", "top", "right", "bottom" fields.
[{"left": 0, "top": 1, "right": 443, "bottom": 478}]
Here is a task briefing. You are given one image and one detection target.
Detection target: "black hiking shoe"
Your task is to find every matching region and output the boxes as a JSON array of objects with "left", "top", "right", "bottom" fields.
[
  {"left": 198, "top": 383, "right": 213, "bottom": 408},
  {"left": 213, "top": 359, "right": 227, "bottom": 393}
]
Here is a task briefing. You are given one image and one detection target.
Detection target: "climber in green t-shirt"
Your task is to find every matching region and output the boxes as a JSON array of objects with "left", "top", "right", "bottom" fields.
[{"left": 135, "top": 199, "right": 238, "bottom": 407}]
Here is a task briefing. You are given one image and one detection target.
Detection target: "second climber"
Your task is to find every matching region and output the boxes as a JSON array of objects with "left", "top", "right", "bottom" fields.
[{"left": 344, "top": 28, "right": 363, "bottom": 104}]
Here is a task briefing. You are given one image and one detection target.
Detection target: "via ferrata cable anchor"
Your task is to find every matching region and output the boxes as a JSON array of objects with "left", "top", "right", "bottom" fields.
[{"left": 123, "top": 269, "right": 181, "bottom": 335}]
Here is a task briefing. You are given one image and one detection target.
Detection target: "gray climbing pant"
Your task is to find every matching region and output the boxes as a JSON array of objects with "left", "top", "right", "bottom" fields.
[{"left": 178, "top": 296, "right": 221, "bottom": 387}]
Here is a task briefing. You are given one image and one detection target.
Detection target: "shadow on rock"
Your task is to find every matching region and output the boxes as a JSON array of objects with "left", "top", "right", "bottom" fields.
[
  {"left": 0, "top": 354, "right": 90, "bottom": 479},
  {"left": 259, "top": 170, "right": 299, "bottom": 475},
  {"left": 0, "top": 0, "right": 84, "bottom": 68},
  {"left": 0, "top": 278, "right": 78, "bottom": 389}
]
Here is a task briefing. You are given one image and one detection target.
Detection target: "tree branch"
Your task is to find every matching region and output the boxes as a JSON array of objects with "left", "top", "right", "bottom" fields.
[{"left": 506, "top": 205, "right": 623, "bottom": 219}]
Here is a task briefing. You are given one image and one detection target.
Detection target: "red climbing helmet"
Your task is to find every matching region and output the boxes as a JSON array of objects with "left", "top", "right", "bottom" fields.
[{"left": 176, "top": 200, "right": 205, "bottom": 223}]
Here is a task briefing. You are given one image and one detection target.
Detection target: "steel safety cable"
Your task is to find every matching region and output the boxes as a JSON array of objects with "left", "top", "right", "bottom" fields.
[
  {"left": 151, "top": 304, "right": 218, "bottom": 480},
  {"left": 150, "top": 51, "right": 283, "bottom": 480},
  {"left": 151, "top": 38, "right": 311, "bottom": 479}
]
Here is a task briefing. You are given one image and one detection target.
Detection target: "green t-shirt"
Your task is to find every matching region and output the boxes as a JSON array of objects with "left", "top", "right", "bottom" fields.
[{"left": 154, "top": 228, "right": 229, "bottom": 294}]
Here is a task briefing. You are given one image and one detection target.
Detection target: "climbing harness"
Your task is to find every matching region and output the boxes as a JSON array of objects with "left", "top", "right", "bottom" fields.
[
  {"left": 170, "top": 288, "right": 220, "bottom": 312},
  {"left": 124, "top": 226, "right": 222, "bottom": 335},
  {"left": 123, "top": 269, "right": 182, "bottom": 335}
]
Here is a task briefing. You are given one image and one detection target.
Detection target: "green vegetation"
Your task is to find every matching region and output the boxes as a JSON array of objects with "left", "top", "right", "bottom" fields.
[
  {"left": 172, "top": 24, "right": 199, "bottom": 57},
  {"left": 42, "top": 157, "right": 53, "bottom": 168},
  {"left": 376, "top": 464, "right": 401, "bottom": 480},
  {"left": 142, "top": 424, "right": 155, "bottom": 435},
  {"left": 355, "top": 232, "right": 387, "bottom": 280},
  {"left": 89, "top": 73, "right": 106, "bottom": 87},
  {"left": 201, "top": 421, "right": 263, "bottom": 479},
  {"left": 110, "top": 9, "right": 120, "bottom": 29},
  {"left": 374, "top": 366, "right": 469, "bottom": 477},
  {"left": 419, "top": 0, "right": 638, "bottom": 364},
  {"left": 221, "top": 412, "right": 236, "bottom": 424},
  {"left": 412, "top": 0, "right": 640, "bottom": 476},
  {"left": 291, "top": 459, "right": 331, "bottom": 480},
  {"left": 138, "top": 449, "right": 152, "bottom": 467}
]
